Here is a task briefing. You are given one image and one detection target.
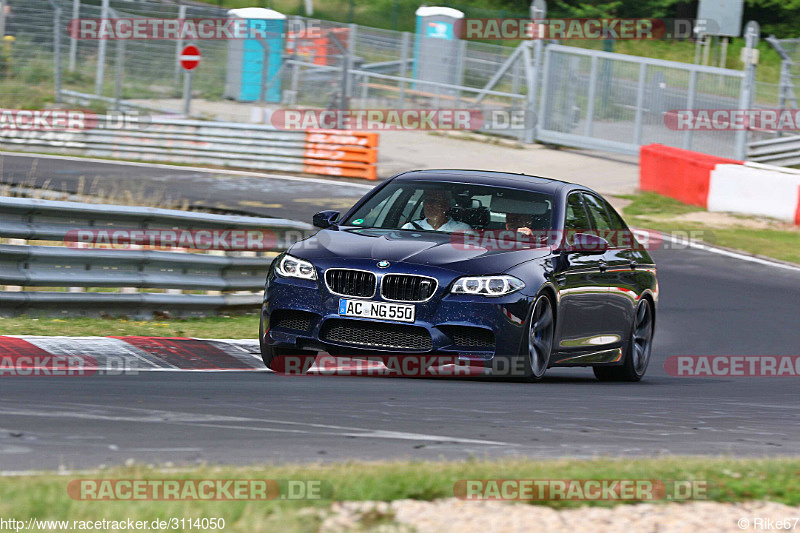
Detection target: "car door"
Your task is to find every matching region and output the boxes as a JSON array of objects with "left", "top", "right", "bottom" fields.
[
  {"left": 582, "top": 193, "right": 637, "bottom": 343},
  {"left": 553, "top": 192, "right": 609, "bottom": 356}
]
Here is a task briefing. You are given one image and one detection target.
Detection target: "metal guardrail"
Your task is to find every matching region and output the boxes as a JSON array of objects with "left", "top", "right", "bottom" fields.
[
  {"left": 748, "top": 134, "right": 800, "bottom": 166},
  {"left": 0, "top": 196, "right": 315, "bottom": 317},
  {"left": 0, "top": 117, "right": 379, "bottom": 181}
]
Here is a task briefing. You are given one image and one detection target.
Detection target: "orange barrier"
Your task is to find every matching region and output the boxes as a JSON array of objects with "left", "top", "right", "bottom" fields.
[
  {"left": 639, "top": 144, "right": 741, "bottom": 207},
  {"left": 287, "top": 27, "right": 350, "bottom": 66},
  {"left": 302, "top": 130, "right": 379, "bottom": 180}
]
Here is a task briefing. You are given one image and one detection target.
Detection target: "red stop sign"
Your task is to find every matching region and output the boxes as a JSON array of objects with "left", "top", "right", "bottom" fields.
[{"left": 180, "top": 45, "right": 201, "bottom": 71}]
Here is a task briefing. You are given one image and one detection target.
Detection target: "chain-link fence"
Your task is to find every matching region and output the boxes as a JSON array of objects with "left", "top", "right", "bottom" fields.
[
  {"left": 536, "top": 44, "right": 748, "bottom": 158},
  {"left": 0, "top": 0, "right": 770, "bottom": 159}
]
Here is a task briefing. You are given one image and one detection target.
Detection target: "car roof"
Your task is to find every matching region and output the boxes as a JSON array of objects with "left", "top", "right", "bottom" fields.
[{"left": 391, "top": 169, "right": 586, "bottom": 195}]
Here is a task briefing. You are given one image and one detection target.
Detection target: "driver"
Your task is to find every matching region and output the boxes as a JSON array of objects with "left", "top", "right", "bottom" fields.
[{"left": 402, "top": 190, "right": 471, "bottom": 232}]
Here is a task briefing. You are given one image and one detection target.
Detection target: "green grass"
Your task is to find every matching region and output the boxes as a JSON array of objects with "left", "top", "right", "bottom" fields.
[
  {"left": 1, "top": 457, "right": 799, "bottom": 532},
  {"left": 0, "top": 314, "right": 259, "bottom": 338},
  {"left": 620, "top": 192, "right": 800, "bottom": 265}
]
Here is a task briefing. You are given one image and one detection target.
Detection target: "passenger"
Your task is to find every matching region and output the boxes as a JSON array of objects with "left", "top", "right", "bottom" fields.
[{"left": 505, "top": 212, "right": 533, "bottom": 236}]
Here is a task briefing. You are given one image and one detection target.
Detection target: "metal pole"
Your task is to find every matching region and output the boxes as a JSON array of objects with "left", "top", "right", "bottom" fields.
[
  {"left": 94, "top": 0, "right": 109, "bottom": 95},
  {"left": 719, "top": 37, "right": 728, "bottom": 68},
  {"left": 345, "top": 24, "right": 356, "bottom": 101},
  {"left": 735, "top": 22, "right": 760, "bottom": 161},
  {"left": 68, "top": 0, "right": 79, "bottom": 71},
  {"left": 183, "top": 71, "right": 192, "bottom": 117},
  {"left": 51, "top": 3, "right": 62, "bottom": 103},
  {"left": 694, "top": 34, "right": 703, "bottom": 65},
  {"left": 682, "top": 69, "right": 697, "bottom": 150},
  {"left": 528, "top": 38, "right": 544, "bottom": 142},
  {"left": 702, "top": 35, "right": 711, "bottom": 66},
  {"left": 114, "top": 39, "right": 124, "bottom": 110},
  {"left": 632, "top": 63, "right": 647, "bottom": 146},
  {"left": 454, "top": 39, "right": 466, "bottom": 103},
  {"left": 174, "top": 5, "right": 186, "bottom": 87},
  {"left": 584, "top": 55, "right": 598, "bottom": 137},
  {"left": 0, "top": 0, "right": 6, "bottom": 39},
  {"left": 398, "top": 32, "right": 410, "bottom": 109}
]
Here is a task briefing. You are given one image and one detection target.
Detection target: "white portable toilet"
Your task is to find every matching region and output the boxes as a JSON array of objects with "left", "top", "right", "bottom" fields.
[{"left": 413, "top": 6, "right": 464, "bottom": 93}]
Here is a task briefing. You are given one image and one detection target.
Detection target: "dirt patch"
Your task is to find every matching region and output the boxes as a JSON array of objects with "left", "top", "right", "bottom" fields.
[{"left": 321, "top": 499, "right": 799, "bottom": 532}]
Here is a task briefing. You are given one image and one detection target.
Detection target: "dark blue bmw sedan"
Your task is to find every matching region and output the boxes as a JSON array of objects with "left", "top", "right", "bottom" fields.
[{"left": 260, "top": 170, "right": 658, "bottom": 382}]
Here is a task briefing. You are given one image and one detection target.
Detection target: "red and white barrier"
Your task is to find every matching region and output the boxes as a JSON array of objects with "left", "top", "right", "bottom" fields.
[{"left": 640, "top": 144, "right": 800, "bottom": 225}]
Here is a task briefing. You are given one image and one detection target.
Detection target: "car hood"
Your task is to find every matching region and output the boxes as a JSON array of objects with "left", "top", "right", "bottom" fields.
[{"left": 289, "top": 227, "right": 551, "bottom": 274}]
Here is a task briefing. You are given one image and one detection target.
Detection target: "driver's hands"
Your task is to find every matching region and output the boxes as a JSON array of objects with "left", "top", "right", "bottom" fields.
[{"left": 516, "top": 226, "right": 533, "bottom": 236}]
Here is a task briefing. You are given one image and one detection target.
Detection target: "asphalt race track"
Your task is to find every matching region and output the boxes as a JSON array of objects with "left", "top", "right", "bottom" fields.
[
  {"left": 1, "top": 156, "right": 799, "bottom": 472},
  {"left": 0, "top": 152, "right": 373, "bottom": 220}
]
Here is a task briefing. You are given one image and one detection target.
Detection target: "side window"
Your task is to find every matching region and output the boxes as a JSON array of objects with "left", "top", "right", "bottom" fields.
[
  {"left": 603, "top": 200, "right": 628, "bottom": 230},
  {"left": 564, "top": 193, "right": 591, "bottom": 234},
  {"left": 583, "top": 194, "right": 614, "bottom": 232}
]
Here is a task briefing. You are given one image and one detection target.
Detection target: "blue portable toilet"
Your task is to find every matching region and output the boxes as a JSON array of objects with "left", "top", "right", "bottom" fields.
[
  {"left": 413, "top": 6, "right": 463, "bottom": 92},
  {"left": 224, "top": 8, "right": 286, "bottom": 103}
]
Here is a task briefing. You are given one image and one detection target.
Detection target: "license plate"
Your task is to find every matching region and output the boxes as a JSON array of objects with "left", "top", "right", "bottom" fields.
[{"left": 338, "top": 299, "right": 415, "bottom": 323}]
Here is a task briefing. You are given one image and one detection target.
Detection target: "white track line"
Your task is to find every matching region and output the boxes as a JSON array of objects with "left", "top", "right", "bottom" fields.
[
  {"left": 657, "top": 232, "right": 800, "bottom": 273},
  {"left": 0, "top": 151, "right": 376, "bottom": 190}
]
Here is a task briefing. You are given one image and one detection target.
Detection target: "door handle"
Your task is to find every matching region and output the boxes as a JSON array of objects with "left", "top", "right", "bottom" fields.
[
  {"left": 630, "top": 260, "right": 638, "bottom": 270},
  {"left": 598, "top": 260, "right": 607, "bottom": 272}
]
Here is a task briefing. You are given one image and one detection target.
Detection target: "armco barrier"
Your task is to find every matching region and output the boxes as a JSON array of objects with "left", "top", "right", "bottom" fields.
[
  {"left": 640, "top": 144, "right": 742, "bottom": 207},
  {"left": 640, "top": 144, "right": 800, "bottom": 225},
  {"left": 0, "top": 119, "right": 379, "bottom": 181},
  {"left": 0, "top": 196, "right": 315, "bottom": 317}
]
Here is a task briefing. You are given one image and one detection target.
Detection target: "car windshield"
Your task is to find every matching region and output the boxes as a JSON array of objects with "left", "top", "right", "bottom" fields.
[{"left": 342, "top": 180, "right": 554, "bottom": 234}]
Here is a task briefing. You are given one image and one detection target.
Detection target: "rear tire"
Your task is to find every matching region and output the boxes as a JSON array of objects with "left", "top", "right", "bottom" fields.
[{"left": 593, "top": 298, "right": 654, "bottom": 382}]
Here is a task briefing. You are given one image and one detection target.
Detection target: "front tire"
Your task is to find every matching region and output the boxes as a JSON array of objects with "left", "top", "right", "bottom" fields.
[
  {"left": 259, "top": 313, "right": 316, "bottom": 373},
  {"left": 594, "top": 298, "right": 654, "bottom": 382},
  {"left": 518, "top": 293, "right": 555, "bottom": 382}
]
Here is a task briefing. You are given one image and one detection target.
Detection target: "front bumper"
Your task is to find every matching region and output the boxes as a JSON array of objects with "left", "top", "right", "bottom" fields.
[{"left": 262, "top": 262, "right": 532, "bottom": 363}]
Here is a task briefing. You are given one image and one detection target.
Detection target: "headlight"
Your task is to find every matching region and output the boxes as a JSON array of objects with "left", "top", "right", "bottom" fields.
[
  {"left": 450, "top": 275, "right": 524, "bottom": 297},
  {"left": 275, "top": 254, "right": 317, "bottom": 280}
]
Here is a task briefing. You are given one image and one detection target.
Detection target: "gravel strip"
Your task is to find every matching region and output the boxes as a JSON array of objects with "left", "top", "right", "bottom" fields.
[{"left": 321, "top": 499, "right": 800, "bottom": 532}]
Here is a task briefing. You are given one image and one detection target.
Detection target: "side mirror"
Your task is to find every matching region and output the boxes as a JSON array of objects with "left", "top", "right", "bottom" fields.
[
  {"left": 566, "top": 233, "right": 609, "bottom": 254},
  {"left": 313, "top": 210, "right": 341, "bottom": 229}
]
